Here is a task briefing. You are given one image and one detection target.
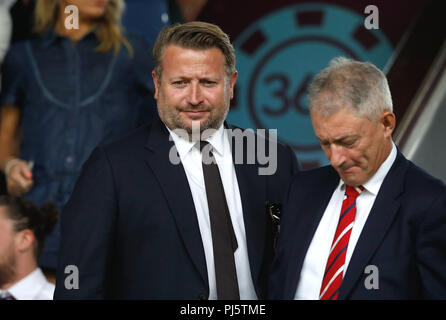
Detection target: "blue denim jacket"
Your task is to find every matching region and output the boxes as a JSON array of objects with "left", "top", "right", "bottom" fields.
[{"left": 0, "top": 29, "right": 156, "bottom": 268}]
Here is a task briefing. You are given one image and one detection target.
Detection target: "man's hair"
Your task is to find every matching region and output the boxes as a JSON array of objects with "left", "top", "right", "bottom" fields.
[
  {"left": 0, "top": 196, "right": 58, "bottom": 258},
  {"left": 152, "top": 21, "right": 236, "bottom": 80},
  {"left": 34, "top": 0, "right": 133, "bottom": 55},
  {"left": 308, "top": 57, "right": 393, "bottom": 120}
]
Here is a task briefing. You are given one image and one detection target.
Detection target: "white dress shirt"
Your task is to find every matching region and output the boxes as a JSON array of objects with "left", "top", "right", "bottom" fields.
[
  {"left": 0, "top": 268, "right": 55, "bottom": 300},
  {"left": 167, "top": 124, "right": 258, "bottom": 300},
  {"left": 295, "top": 142, "right": 397, "bottom": 300}
]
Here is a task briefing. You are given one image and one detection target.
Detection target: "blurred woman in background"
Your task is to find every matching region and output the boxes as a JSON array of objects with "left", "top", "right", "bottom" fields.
[
  {"left": 0, "top": 0, "right": 17, "bottom": 64},
  {"left": 0, "top": 0, "right": 156, "bottom": 280}
]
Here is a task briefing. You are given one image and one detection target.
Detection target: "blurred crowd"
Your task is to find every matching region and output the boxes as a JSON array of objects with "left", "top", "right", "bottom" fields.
[{"left": 0, "top": 0, "right": 205, "bottom": 300}]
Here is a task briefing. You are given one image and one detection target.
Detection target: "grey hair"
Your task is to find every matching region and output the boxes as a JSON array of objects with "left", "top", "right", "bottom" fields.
[{"left": 308, "top": 57, "right": 393, "bottom": 120}]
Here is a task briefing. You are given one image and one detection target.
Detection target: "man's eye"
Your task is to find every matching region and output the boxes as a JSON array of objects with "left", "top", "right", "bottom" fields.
[
  {"left": 319, "top": 139, "right": 328, "bottom": 146},
  {"left": 341, "top": 140, "right": 356, "bottom": 147},
  {"left": 172, "top": 81, "right": 185, "bottom": 86}
]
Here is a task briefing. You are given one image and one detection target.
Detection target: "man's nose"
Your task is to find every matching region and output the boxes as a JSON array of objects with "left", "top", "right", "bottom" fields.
[
  {"left": 187, "top": 83, "right": 204, "bottom": 106},
  {"left": 328, "top": 144, "right": 346, "bottom": 168}
]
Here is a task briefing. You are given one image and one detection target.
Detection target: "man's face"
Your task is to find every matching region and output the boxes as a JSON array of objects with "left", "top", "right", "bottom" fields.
[
  {"left": 152, "top": 45, "right": 237, "bottom": 135},
  {"left": 311, "top": 106, "right": 395, "bottom": 186},
  {"left": 0, "top": 207, "right": 17, "bottom": 287}
]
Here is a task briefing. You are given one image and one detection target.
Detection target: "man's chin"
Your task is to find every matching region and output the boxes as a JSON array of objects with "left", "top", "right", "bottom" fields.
[
  {"left": 338, "top": 170, "right": 363, "bottom": 187},
  {"left": 0, "top": 264, "right": 16, "bottom": 287},
  {"left": 169, "top": 120, "right": 219, "bottom": 141},
  {"left": 185, "top": 119, "right": 221, "bottom": 133}
]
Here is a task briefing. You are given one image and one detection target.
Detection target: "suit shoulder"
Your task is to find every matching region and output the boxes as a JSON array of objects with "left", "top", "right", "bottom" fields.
[
  {"left": 79, "top": 124, "right": 149, "bottom": 173},
  {"left": 293, "top": 165, "right": 336, "bottom": 180},
  {"left": 99, "top": 123, "right": 150, "bottom": 155},
  {"left": 405, "top": 160, "right": 446, "bottom": 196},
  {"left": 288, "top": 165, "right": 337, "bottom": 189}
]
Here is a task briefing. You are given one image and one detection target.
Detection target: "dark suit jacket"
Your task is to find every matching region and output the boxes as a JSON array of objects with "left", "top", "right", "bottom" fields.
[
  {"left": 54, "top": 119, "right": 299, "bottom": 299},
  {"left": 269, "top": 150, "right": 446, "bottom": 299}
]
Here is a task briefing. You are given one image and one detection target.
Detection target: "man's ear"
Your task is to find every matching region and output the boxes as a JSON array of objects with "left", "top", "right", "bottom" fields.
[
  {"left": 152, "top": 71, "right": 160, "bottom": 100},
  {"left": 229, "top": 70, "right": 238, "bottom": 100},
  {"left": 380, "top": 111, "right": 396, "bottom": 138},
  {"left": 16, "top": 229, "right": 35, "bottom": 253}
]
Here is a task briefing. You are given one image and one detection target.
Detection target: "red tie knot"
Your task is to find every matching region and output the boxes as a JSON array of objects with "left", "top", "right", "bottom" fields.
[{"left": 345, "top": 185, "right": 364, "bottom": 199}]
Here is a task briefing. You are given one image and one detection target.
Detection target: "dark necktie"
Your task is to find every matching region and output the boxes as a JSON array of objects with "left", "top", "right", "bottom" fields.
[{"left": 199, "top": 141, "right": 240, "bottom": 300}]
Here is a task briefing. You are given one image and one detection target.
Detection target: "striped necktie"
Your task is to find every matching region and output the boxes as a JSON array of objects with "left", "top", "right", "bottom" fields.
[
  {"left": 319, "top": 185, "right": 364, "bottom": 300},
  {"left": 0, "top": 291, "right": 16, "bottom": 300}
]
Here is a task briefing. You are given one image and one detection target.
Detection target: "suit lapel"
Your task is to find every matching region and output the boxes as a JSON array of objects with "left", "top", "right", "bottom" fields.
[
  {"left": 143, "top": 120, "right": 208, "bottom": 286},
  {"left": 285, "top": 167, "right": 339, "bottom": 299},
  {"left": 339, "top": 152, "right": 408, "bottom": 299}
]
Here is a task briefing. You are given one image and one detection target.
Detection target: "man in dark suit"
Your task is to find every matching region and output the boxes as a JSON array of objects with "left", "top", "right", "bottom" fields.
[
  {"left": 269, "top": 57, "right": 446, "bottom": 300},
  {"left": 54, "top": 22, "right": 299, "bottom": 300}
]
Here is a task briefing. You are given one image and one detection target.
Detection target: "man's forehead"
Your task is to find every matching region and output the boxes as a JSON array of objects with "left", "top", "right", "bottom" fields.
[
  {"left": 312, "top": 108, "right": 367, "bottom": 137},
  {"left": 160, "top": 45, "right": 226, "bottom": 79},
  {"left": 311, "top": 91, "right": 354, "bottom": 114},
  {"left": 161, "top": 45, "right": 225, "bottom": 68}
]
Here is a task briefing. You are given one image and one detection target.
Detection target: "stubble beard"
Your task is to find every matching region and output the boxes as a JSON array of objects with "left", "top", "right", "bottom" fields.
[
  {"left": 0, "top": 245, "right": 17, "bottom": 288},
  {"left": 159, "top": 101, "right": 230, "bottom": 141}
]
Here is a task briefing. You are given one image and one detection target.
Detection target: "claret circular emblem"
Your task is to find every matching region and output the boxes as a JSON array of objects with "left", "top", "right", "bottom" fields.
[{"left": 228, "top": 3, "right": 392, "bottom": 168}]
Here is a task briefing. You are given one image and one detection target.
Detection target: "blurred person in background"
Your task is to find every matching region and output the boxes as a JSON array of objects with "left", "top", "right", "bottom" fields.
[
  {"left": 0, "top": 0, "right": 17, "bottom": 65},
  {"left": 0, "top": 195, "right": 58, "bottom": 300},
  {"left": 0, "top": 0, "right": 17, "bottom": 196},
  {"left": 0, "top": 0, "right": 156, "bottom": 281}
]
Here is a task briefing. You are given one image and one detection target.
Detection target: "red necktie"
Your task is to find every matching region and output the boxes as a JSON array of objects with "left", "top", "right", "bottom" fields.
[
  {"left": 319, "top": 185, "right": 364, "bottom": 300},
  {"left": 0, "top": 292, "right": 16, "bottom": 300}
]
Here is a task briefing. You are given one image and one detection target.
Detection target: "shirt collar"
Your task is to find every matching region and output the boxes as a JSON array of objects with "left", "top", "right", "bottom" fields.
[
  {"left": 166, "top": 124, "right": 226, "bottom": 161},
  {"left": 5, "top": 268, "right": 49, "bottom": 300},
  {"left": 205, "top": 124, "right": 225, "bottom": 157},
  {"left": 339, "top": 141, "right": 397, "bottom": 195}
]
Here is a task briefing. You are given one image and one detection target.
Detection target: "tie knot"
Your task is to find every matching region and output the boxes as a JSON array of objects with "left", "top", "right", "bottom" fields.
[
  {"left": 197, "top": 140, "right": 210, "bottom": 153},
  {"left": 345, "top": 185, "right": 364, "bottom": 199},
  {"left": 197, "top": 141, "right": 217, "bottom": 165}
]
